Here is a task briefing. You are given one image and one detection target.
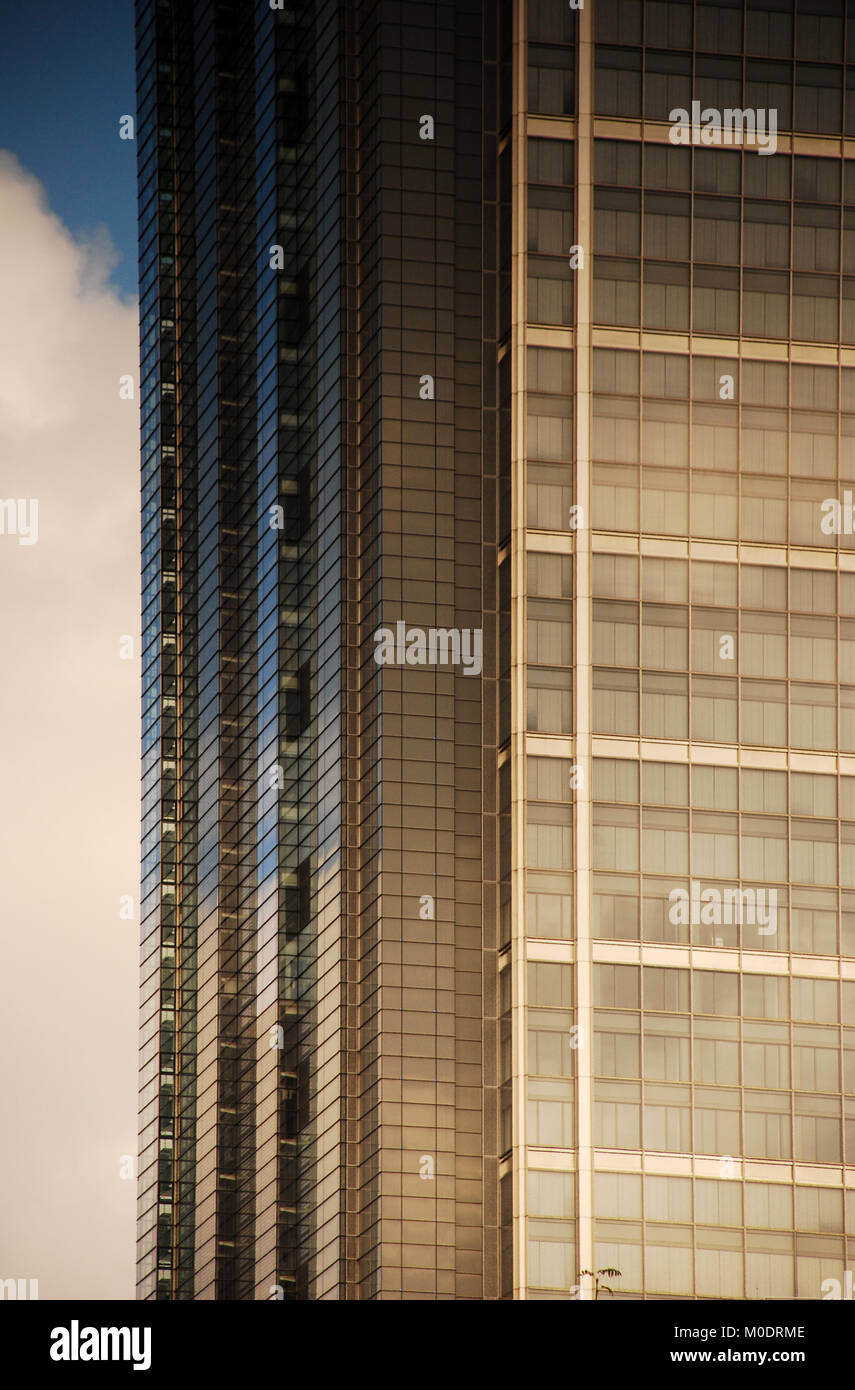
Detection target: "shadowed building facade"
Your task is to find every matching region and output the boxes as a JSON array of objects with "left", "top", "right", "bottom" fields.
[
  {"left": 138, "top": 0, "right": 855, "bottom": 1301},
  {"left": 136, "top": 0, "right": 506, "bottom": 1300}
]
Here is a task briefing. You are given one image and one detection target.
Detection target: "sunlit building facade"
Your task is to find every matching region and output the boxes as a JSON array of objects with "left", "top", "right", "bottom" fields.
[
  {"left": 514, "top": 0, "right": 855, "bottom": 1300},
  {"left": 138, "top": 0, "right": 855, "bottom": 1301}
]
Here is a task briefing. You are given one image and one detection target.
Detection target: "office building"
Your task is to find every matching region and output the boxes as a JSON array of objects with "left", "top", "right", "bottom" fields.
[{"left": 137, "top": 0, "right": 855, "bottom": 1300}]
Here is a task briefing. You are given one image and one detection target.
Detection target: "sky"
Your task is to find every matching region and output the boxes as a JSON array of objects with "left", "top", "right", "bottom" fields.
[
  {"left": 0, "top": 2, "right": 139, "bottom": 1299},
  {"left": 0, "top": 0, "right": 137, "bottom": 296}
]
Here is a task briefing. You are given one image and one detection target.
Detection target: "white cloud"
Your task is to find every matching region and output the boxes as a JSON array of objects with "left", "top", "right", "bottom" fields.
[{"left": 0, "top": 153, "right": 138, "bottom": 1299}]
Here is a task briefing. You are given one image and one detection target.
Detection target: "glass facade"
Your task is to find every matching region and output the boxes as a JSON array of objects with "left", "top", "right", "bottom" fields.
[
  {"left": 513, "top": 0, "right": 855, "bottom": 1301},
  {"left": 138, "top": 0, "right": 855, "bottom": 1301},
  {"left": 136, "top": 0, "right": 506, "bottom": 1300}
]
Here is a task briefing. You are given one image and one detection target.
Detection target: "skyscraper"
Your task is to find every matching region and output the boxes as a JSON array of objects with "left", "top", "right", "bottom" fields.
[{"left": 138, "top": 0, "right": 855, "bottom": 1301}]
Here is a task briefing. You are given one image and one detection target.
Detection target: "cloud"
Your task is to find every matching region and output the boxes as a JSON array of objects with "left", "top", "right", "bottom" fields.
[{"left": 0, "top": 152, "right": 138, "bottom": 1299}]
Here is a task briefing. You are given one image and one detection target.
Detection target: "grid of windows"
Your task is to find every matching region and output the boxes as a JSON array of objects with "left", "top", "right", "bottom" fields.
[
  {"left": 515, "top": 0, "right": 855, "bottom": 1303},
  {"left": 528, "top": 143, "right": 576, "bottom": 325},
  {"left": 528, "top": 0, "right": 577, "bottom": 115},
  {"left": 593, "top": 347, "right": 855, "bottom": 548},
  {"left": 593, "top": 962, "right": 853, "bottom": 1165},
  {"left": 594, "top": 1171, "right": 855, "bottom": 1299},
  {"left": 594, "top": 144, "right": 855, "bottom": 344},
  {"left": 593, "top": 757, "right": 855, "bottom": 954},
  {"left": 139, "top": 0, "right": 507, "bottom": 1303},
  {"left": 526, "top": 343, "right": 575, "bottom": 530},
  {"left": 595, "top": 0, "right": 855, "bottom": 138},
  {"left": 139, "top": 0, "right": 855, "bottom": 1304},
  {"left": 591, "top": 556, "right": 855, "bottom": 750}
]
